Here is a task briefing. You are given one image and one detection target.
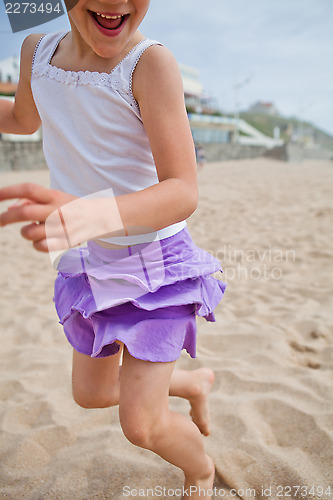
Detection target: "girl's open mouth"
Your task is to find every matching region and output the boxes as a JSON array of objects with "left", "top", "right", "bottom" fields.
[{"left": 90, "top": 11, "right": 129, "bottom": 32}]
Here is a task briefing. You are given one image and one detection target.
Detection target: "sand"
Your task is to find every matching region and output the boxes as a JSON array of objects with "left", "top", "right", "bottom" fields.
[{"left": 0, "top": 158, "right": 332, "bottom": 499}]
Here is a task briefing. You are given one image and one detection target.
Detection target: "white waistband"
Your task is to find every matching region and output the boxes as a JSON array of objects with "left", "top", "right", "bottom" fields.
[{"left": 99, "top": 220, "right": 187, "bottom": 245}]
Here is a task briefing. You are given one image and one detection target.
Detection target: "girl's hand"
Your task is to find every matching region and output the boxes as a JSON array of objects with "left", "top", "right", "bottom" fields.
[
  {"left": 0, "top": 183, "right": 77, "bottom": 252},
  {"left": 0, "top": 183, "right": 125, "bottom": 253}
]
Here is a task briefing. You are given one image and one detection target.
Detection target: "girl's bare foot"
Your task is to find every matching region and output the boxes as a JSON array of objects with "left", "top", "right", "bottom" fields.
[
  {"left": 183, "top": 455, "right": 215, "bottom": 499},
  {"left": 188, "top": 368, "right": 215, "bottom": 436}
]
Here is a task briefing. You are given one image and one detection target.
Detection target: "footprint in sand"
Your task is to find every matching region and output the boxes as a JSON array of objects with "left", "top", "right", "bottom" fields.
[
  {"left": 288, "top": 340, "right": 321, "bottom": 369},
  {"left": 255, "top": 398, "right": 331, "bottom": 454}
]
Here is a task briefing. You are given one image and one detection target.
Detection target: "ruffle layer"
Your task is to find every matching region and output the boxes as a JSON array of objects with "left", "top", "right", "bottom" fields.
[
  {"left": 60, "top": 300, "right": 198, "bottom": 361},
  {"left": 53, "top": 228, "right": 226, "bottom": 361}
]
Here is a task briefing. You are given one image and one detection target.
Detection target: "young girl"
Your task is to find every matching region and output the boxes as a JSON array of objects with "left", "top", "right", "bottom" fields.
[{"left": 0, "top": 1, "right": 226, "bottom": 496}]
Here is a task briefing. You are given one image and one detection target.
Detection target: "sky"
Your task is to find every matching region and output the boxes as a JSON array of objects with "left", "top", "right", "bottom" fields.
[{"left": 0, "top": 0, "right": 332, "bottom": 135}]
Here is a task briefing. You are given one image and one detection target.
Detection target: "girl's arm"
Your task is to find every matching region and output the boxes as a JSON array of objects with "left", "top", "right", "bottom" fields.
[
  {"left": 0, "top": 34, "right": 42, "bottom": 134},
  {"left": 117, "top": 44, "right": 199, "bottom": 231}
]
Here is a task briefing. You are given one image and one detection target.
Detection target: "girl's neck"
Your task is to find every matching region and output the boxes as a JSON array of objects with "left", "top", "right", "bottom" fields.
[{"left": 51, "top": 26, "right": 145, "bottom": 74}]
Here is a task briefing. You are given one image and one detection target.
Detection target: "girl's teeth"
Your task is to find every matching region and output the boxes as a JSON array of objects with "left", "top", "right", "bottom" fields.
[{"left": 96, "top": 13, "right": 122, "bottom": 19}]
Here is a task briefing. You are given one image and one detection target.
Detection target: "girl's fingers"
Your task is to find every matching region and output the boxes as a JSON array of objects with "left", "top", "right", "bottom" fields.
[
  {"left": 0, "top": 202, "right": 53, "bottom": 226},
  {"left": 21, "top": 228, "right": 69, "bottom": 253},
  {"left": 33, "top": 239, "right": 50, "bottom": 253},
  {"left": 0, "top": 183, "right": 53, "bottom": 204},
  {"left": 8, "top": 198, "right": 33, "bottom": 209},
  {"left": 19, "top": 216, "right": 72, "bottom": 252},
  {"left": 0, "top": 184, "right": 80, "bottom": 254},
  {"left": 19, "top": 223, "right": 49, "bottom": 253},
  {"left": 20, "top": 222, "right": 45, "bottom": 242}
]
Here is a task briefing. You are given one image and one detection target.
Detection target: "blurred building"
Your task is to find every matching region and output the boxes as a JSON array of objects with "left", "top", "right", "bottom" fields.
[
  {"left": 179, "top": 63, "right": 217, "bottom": 114},
  {"left": 0, "top": 55, "right": 19, "bottom": 83},
  {"left": 179, "top": 65, "right": 282, "bottom": 147},
  {"left": 188, "top": 113, "right": 283, "bottom": 148},
  {"left": 0, "top": 55, "right": 19, "bottom": 96},
  {"left": 179, "top": 63, "right": 203, "bottom": 113},
  {"left": 248, "top": 101, "right": 279, "bottom": 116}
]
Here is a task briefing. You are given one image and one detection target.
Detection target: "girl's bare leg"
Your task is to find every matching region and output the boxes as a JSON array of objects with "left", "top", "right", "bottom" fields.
[
  {"left": 169, "top": 367, "right": 215, "bottom": 436},
  {"left": 72, "top": 347, "right": 123, "bottom": 408},
  {"left": 72, "top": 348, "right": 215, "bottom": 497},
  {"left": 119, "top": 348, "right": 215, "bottom": 499},
  {"left": 72, "top": 348, "right": 214, "bottom": 435}
]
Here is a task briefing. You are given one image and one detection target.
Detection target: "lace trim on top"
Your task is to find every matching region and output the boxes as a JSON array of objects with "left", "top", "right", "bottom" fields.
[
  {"left": 31, "top": 34, "right": 46, "bottom": 79},
  {"left": 32, "top": 35, "right": 148, "bottom": 88}
]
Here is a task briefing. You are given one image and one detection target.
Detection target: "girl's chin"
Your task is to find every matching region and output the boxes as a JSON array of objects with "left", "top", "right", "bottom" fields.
[{"left": 87, "top": 39, "right": 127, "bottom": 59}]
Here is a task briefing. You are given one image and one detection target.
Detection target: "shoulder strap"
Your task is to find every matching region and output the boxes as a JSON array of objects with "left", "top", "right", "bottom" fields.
[
  {"left": 31, "top": 31, "right": 68, "bottom": 72},
  {"left": 115, "top": 38, "right": 162, "bottom": 86}
]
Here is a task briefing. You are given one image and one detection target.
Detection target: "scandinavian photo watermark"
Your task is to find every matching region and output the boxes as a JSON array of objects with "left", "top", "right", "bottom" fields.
[
  {"left": 210, "top": 244, "right": 296, "bottom": 282},
  {"left": 163, "top": 243, "right": 296, "bottom": 282}
]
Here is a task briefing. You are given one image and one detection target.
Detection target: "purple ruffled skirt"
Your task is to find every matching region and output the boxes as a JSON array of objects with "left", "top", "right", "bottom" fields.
[{"left": 54, "top": 226, "right": 226, "bottom": 362}]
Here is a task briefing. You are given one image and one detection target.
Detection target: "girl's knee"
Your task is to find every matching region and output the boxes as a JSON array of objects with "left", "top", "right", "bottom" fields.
[
  {"left": 72, "top": 385, "right": 119, "bottom": 409},
  {"left": 120, "top": 417, "right": 150, "bottom": 448},
  {"left": 119, "top": 405, "right": 167, "bottom": 449}
]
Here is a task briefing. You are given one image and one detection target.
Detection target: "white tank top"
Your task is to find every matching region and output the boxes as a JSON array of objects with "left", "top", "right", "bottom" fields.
[{"left": 31, "top": 32, "right": 186, "bottom": 245}]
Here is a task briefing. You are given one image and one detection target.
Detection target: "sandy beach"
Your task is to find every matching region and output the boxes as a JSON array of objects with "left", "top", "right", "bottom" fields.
[{"left": 0, "top": 158, "right": 332, "bottom": 499}]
